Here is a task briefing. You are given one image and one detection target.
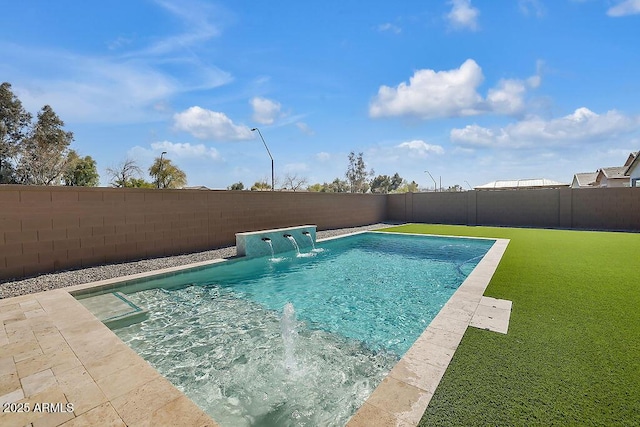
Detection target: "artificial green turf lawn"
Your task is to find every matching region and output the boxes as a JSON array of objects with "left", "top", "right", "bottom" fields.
[{"left": 380, "top": 224, "right": 640, "bottom": 426}]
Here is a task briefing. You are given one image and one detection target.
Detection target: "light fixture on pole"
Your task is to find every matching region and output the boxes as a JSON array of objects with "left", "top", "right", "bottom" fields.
[
  {"left": 424, "top": 170, "right": 437, "bottom": 192},
  {"left": 158, "top": 151, "right": 167, "bottom": 189},
  {"left": 251, "top": 128, "right": 274, "bottom": 191}
]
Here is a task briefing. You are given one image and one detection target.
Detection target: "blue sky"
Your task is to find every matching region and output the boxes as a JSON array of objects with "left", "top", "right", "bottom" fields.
[{"left": 2, "top": 0, "right": 639, "bottom": 189}]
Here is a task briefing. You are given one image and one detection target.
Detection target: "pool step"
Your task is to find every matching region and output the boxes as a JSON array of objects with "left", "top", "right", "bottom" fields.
[{"left": 78, "top": 292, "right": 149, "bottom": 329}]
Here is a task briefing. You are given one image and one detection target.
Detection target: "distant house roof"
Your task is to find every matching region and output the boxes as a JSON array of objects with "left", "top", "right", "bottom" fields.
[
  {"left": 624, "top": 151, "right": 640, "bottom": 176},
  {"left": 183, "top": 185, "right": 211, "bottom": 190},
  {"left": 597, "top": 167, "right": 628, "bottom": 180},
  {"left": 624, "top": 151, "right": 639, "bottom": 167},
  {"left": 475, "top": 178, "right": 569, "bottom": 190},
  {"left": 572, "top": 172, "right": 598, "bottom": 188}
]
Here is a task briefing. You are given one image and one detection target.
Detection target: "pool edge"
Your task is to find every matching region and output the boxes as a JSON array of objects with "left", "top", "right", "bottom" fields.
[{"left": 346, "top": 237, "right": 510, "bottom": 426}]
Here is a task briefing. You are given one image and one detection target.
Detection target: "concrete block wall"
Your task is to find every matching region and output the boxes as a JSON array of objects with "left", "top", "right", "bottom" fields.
[
  {"left": 2, "top": 185, "right": 639, "bottom": 281},
  {"left": 390, "top": 188, "right": 640, "bottom": 230},
  {"left": 475, "top": 189, "right": 560, "bottom": 227},
  {"left": 0, "top": 186, "right": 386, "bottom": 280},
  {"left": 571, "top": 187, "right": 640, "bottom": 230}
]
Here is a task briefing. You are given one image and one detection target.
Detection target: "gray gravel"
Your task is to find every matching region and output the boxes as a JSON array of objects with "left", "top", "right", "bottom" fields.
[{"left": 0, "top": 223, "right": 394, "bottom": 299}]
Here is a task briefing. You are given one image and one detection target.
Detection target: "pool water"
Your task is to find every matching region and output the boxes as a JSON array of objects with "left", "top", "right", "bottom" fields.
[{"left": 109, "top": 232, "right": 494, "bottom": 426}]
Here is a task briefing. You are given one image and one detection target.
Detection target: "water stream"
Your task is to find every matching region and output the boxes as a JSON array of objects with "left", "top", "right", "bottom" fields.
[
  {"left": 281, "top": 302, "right": 299, "bottom": 375},
  {"left": 284, "top": 235, "right": 300, "bottom": 256},
  {"left": 302, "top": 232, "right": 316, "bottom": 251},
  {"left": 262, "top": 238, "right": 275, "bottom": 258}
]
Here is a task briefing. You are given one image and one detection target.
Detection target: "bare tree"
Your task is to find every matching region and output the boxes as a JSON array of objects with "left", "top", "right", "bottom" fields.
[
  {"left": 282, "top": 173, "right": 308, "bottom": 192},
  {"left": 106, "top": 159, "right": 143, "bottom": 187}
]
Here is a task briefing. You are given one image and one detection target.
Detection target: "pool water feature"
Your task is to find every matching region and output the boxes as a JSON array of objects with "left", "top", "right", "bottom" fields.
[
  {"left": 104, "top": 232, "right": 495, "bottom": 426},
  {"left": 283, "top": 234, "right": 300, "bottom": 255}
]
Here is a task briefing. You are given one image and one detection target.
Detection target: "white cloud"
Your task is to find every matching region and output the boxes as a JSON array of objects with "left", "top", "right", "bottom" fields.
[
  {"left": 446, "top": 0, "right": 480, "bottom": 31},
  {"left": 150, "top": 140, "right": 221, "bottom": 160},
  {"left": 607, "top": 0, "right": 640, "bottom": 16},
  {"left": 173, "top": 106, "right": 253, "bottom": 140},
  {"left": 250, "top": 97, "right": 281, "bottom": 125},
  {"left": 130, "top": 0, "right": 222, "bottom": 57},
  {"left": 283, "top": 162, "right": 309, "bottom": 173},
  {"left": 519, "top": 0, "right": 546, "bottom": 17},
  {"left": 1, "top": 0, "right": 233, "bottom": 124},
  {"left": 486, "top": 79, "right": 527, "bottom": 115},
  {"left": 315, "top": 152, "right": 331, "bottom": 162},
  {"left": 10, "top": 52, "right": 179, "bottom": 123},
  {"left": 450, "top": 108, "right": 640, "bottom": 148},
  {"left": 377, "top": 23, "right": 401, "bottom": 34},
  {"left": 370, "top": 59, "right": 542, "bottom": 120},
  {"left": 296, "top": 122, "right": 314, "bottom": 135},
  {"left": 370, "top": 59, "right": 484, "bottom": 119},
  {"left": 397, "top": 140, "right": 445, "bottom": 158}
]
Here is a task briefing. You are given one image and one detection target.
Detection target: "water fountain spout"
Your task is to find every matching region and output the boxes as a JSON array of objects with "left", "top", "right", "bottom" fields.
[
  {"left": 261, "top": 237, "right": 274, "bottom": 257},
  {"left": 301, "top": 231, "right": 316, "bottom": 251},
  {"left": 283, "top": 234, "right": 300, "bottom": 255}
]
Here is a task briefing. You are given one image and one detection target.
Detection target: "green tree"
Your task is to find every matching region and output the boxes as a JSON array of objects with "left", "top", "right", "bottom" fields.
[
  {"left": 228, "top": 182, "right": 244, "bottom": 191},
  {"left": 63, "top": 150, "right": 99, "bottom": 186},
  {"left": 307, "top": 183, "right": 324, "bottom": 192},
  {"left": 127, "top": 177, "right": 155, "bottom": 188},
  {"left": 390, "top": 173, "right": 404, "bottom": 191},
  {"left": 16, "top": 105, "right": 73, "bottom": 185},
  {"left": 328, "top": 178, "right": 350, "bottom": 192},
  {"left": 107, "top": 159, "right": 143, "bottom": 188},
  {"left": 445, "top": 184, "right": 464, "bottom": 192},
  {"left": 0, "top": 82, "right": 32, "bottom": 183},
  {"left": 370, "top": 174, "right": 392, "bottom": 193},
  {"left": 346, "top": 151, "right": 373, "bottom": 193},
  {"left": 149, "top": 156, "right": 187, "bottom": 189},
  {"left": 251, "top": 181, "right": 271, "bottom": 191},
  {"left": 307, "top": 178, "right": 350, "bottom": 192},
  {"left": 396, "top": 180, "right": 420, "bottom": 193}
]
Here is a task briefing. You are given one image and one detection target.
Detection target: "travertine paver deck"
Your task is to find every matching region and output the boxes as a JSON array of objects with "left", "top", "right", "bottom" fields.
[
  {"left": 0, "top": 289, "right": 217, "bottom": 427},
  {"left": 469, "top": 296, "right": 512, "bottom": 334},
  {"left": 1, "top": 234, "right": 510, "bottom": 427}
]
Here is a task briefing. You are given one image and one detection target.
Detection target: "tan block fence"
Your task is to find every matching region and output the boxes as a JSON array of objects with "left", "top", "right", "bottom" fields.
[
  {"left": 1, "top": 185, "right": 639, "bottom": 280},
  {"left": 387, "top": 187, "right": 640, "bottom": 230}
]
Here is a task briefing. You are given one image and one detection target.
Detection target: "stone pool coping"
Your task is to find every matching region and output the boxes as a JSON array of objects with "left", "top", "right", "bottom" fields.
[
  {"left": 0, "top": 231, "right": 509, "bottom": 427},
  {"left": 347, "top": 234, "right": 510, "bottom": 426}
]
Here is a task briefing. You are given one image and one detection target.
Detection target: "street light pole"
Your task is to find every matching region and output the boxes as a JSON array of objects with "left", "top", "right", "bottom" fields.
[
  {"left": 424, "top": 170, "right": 437, "bottom": 192},
  {"left": 251, "top": 128, "right": 274, "bottom": 191},
  {"left": 158, "top": 151, "right": 167, "bottom": 189}
]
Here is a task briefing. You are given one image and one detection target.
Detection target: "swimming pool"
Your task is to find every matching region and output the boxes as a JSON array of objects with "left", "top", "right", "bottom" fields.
[{"left": 83, "top": 232, "right": 495, "bottom": 426}]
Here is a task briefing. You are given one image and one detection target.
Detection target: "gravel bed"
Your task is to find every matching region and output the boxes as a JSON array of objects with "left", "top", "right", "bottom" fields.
[{"left": 0, "top": 223, "right": 394, "bottom": 299}]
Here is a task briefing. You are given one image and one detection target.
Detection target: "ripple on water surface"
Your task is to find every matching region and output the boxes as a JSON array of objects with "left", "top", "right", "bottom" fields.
[
  {"left": 117, "top": 286, "right": 398, "bottom": 426},
  {"left": 112, "top": 233, "right": 493, "bottom": 426}
]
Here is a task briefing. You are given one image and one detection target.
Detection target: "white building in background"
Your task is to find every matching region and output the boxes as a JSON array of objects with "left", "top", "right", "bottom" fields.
[
  {"left": 475, "top": 178, "right": 568, "bottom": 190},
  {"left": 593, "top": 167, "right": 629, "bottom": 188},
  {"left": 571, "top": 151, "right": 639, "bottom": 189},
  {"left": 571, "top": 172, "right": 598, "bottom": 189},
  {"left": 625, "top": 152, "right": 640, "bottom": 187}
]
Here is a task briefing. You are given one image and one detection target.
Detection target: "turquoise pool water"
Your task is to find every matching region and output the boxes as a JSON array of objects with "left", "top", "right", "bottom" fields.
[{"left": 109, "top": 232, "right": 494, "bottom": 426}]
